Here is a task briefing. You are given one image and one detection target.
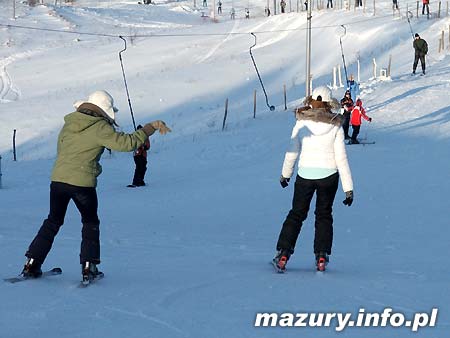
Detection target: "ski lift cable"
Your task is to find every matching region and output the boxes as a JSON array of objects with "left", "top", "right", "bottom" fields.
[
  {"left": 0, "top": 14, "right": 396, "bottom": 38},
  {"left": 249, "top": 33, "right": 275, "bottom": 111},
  {"left": 118, "top": 36, "right": 137, "bottom": 131},
  {"left": 339, "top": 25, "right": 349, "bottom": 89}
]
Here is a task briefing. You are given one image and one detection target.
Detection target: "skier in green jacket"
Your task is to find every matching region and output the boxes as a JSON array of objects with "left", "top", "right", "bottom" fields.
[{"left": 21, "top": 90, "right": 171, "bottom": 282}]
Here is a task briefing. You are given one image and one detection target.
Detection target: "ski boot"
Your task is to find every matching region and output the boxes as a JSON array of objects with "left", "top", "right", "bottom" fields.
[
  {"left": 315, "top": 252, "right": 329, "bottom": 272},
  {"left": 272, "top": 250, "right": 290, "bottom": 273},
  {"left": 21, "top": 258, "right": 43, "bottom": 278},
  {"left": 81, "top": 262, "right": 103, "bottom": 285}
]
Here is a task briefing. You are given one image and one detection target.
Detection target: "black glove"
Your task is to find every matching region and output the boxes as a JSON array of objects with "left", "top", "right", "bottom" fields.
[
  {"left": 280, "top": 176, "right": 290, "bottom": 188},
  {"left": 343, "top": 191, "right": 353, "bottom": 206},
  {"left": 368, "top": 117, "right": 372, "bottom": 122}
]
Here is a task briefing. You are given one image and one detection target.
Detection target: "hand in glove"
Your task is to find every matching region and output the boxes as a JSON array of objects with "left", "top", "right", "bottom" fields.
[
  {"left": 142, "top": 120, "right": 172, "bottom": 136},
  {"left": 368, "top": 117, "right": 372, "bottom": 122},
  {"left": 343, "top": 191, "right": 353, "bottom": 206},
  {"left": 280, "top": 176, "right": 290, "bottom": 188}
]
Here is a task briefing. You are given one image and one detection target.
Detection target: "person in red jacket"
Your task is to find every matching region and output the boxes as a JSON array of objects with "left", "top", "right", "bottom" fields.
[
  {"left": 350, "top": 99, "right": 372, "bottom": 144},
  {"left": 422, "top": 0, "right": 430, "bottom": 16},
  {"left": 129, "top": 125, "right": 151, "bottom": 187}
]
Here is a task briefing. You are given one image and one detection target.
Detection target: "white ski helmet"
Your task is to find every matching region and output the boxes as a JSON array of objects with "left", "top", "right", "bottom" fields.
[
  {"left": 312, "top": 86, "right": 332, "bottom": 102},
  {"left": 74, "top": 90, "right": 118, "bottom": 122}
]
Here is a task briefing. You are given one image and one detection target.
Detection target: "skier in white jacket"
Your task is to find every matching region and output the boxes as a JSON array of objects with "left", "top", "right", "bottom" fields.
[{"left": 273, "top": 86, "right": 354, "bottom": 272}]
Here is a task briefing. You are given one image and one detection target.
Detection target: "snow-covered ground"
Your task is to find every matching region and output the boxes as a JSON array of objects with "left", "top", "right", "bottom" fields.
[{"left": 0, "top": 0, "right": 449, "bottom": 337}]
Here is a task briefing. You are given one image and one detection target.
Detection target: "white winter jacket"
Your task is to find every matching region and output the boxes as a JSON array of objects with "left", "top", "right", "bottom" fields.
[{"left": 281, "top": 108, "right": 353, "bottom": 192}]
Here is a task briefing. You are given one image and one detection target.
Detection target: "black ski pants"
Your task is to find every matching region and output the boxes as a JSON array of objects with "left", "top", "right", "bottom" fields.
[
  {"left": 351, "top": 125, "right": 361, "bottom": 142},
  {"left": 422, "top": 3, "right": 429, "bottom": 15},
  {"left": 276, "top": 173, "right": 339, "bottom": 255},
  {"left": 413, "top": 54, "right": 426, "bottom": 73},
  {"left": 132, "top": 155, "right": 148, "bottom": 186},
  {"left": 343, "top": 111, "right": 351, "bottom": 138},
  {"left": 26, "top": 182, "right": 100, "bottom": 265}
]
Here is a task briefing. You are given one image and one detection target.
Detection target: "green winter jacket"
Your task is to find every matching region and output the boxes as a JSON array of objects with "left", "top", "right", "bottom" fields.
[
  {"left": 51, "top": 110, "right": 148, "bottom": 188},
  {"left": 413, "top": 38, "right": 428, "bottom": 56}
]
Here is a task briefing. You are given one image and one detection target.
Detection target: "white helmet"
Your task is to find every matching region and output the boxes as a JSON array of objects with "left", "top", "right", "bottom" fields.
[
  {"left": 312, "top": 86, "right": 332, "bottom": 102},
  {"left": 74, "top": 90, "right": 118, "bottom": 122}
]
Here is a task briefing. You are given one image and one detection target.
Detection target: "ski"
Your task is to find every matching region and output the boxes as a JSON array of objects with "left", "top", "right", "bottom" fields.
[
  {"left": 127, "top": 184, "right": 137, "bottom": 188},
  {"left": 347, "top": 141, "right": 375, "bottom": 145},
  {"left": 4, "top": 267, "right": 62, "bottom": 284},
  {"left": 78, "top": 272, "right": 104, "bottom": 288}
]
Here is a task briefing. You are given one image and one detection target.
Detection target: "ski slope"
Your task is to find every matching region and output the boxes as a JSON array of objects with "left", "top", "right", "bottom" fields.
[{"left": 0, "top": 1, "right": 449, "bottom": 337}]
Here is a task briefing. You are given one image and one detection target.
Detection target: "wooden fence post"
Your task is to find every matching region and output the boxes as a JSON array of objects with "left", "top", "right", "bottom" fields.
[
  {"left": 357, "top": 58, "right": 361, "bottom": 82},
  {"left": 253, "top": 90, "right": 257, "bottom": 118},
  {"left": 222, "top": 98, "right": 229, "bottom": 131},
  {"left": 387, "top": 55, "right": 392, "bottom": 77},
  {"left": 333, "top": 66, "right": 337, "bottom": 88},
  {"left": 283, "top": 85, "right": 287, "bottom": 110},
  {"left": 438, "top": 1, "right": 441, "bottom": 18},
  {"left": 442, "top": 30, "right": 445, "bottom": 50},
  {"left": 0, "top": 155, "right": 2, "bottom": 188},
  {"left": 417, "top": 1, "right": 419, "bottom": 18},
  {"left": 13, "top": 129, "right": 17, "bottom": 161},
  {"left": 372, "top": 58, "right": 377, "bottom": 79}
]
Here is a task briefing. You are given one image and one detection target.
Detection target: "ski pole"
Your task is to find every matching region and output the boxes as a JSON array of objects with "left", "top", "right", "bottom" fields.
[
  {"left": 407, "top": 11, "right": 414, "bottom": 39},
  {"left": 249, "top": 33, "right": 275, "bottom": 111},
  {"left": 339, "top": 25, "right": 349, "bottom": 89},
  {"left": 118, "top": 36, "right": 137, "bottom": 131}
]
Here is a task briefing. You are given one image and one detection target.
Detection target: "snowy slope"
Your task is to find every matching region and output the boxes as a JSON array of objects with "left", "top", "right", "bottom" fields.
[{"left": 1, "top": 1, "right": 449, "bottom": 337}]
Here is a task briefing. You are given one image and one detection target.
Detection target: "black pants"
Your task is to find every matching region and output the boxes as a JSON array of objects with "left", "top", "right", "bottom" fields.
[
  {"left": 351, "top": 125, "right": 361, "bottom": 142},
  {"left": 413, "top": 54, "right": 426, "bottom": 73},
  {"left": 26, "top": 182, "right": 100, "bottom": 265},
  {"left": 327, "top": 0, "right": 333, "bottom": 8},
  {"left": 422, "top": 3, "right": 429, "bottom": 15},
  {"left": 276, "top": 173, "right": 339, "bottom": 255},
  {"left": 132, "top": 155, "right": 148, "bottom": 186},
  {"left": 343, "top": 111, "right": 351, "bottom": 138}
]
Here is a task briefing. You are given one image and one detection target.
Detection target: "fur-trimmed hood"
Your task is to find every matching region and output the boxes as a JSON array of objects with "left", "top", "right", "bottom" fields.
[{"left": 294, "top": 98, "right": 343, "bottom": 127}]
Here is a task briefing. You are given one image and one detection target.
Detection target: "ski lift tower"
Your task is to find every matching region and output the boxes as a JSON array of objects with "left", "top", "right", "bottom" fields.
[{"left": 305, "top": 0, "right": 312, "bottom": 97}]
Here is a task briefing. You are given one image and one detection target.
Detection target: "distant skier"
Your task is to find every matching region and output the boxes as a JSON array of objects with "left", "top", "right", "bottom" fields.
[
  {"left": 348, "top": 74, "right": 360, "bottom": 101},
  {"left": 349, "top": 98, "right": 372, "bottom": 144},
  {"left": 20, "top": 90, "right": 171, "bottom": 282},
  {"left": 412, "top": 33, "right": 428, "bottom": 75},
  {"left": 265, "top": 6, "right": 271, "bottom": 16},
  {"left": 203, "top": 0, "right": 207, "bottom": 7},
  {"left": 392, "top": 0, "right": 399, "bottom": 10},
  {"left": 245, "top": 8, "right": 250, "bottom": 18},
  {"left": 340, "top": 89, "right": 354, "bottom": 140},
  {"left": 327, "top": 0, "right": 333, "bottom": 8},
  {"left": 273, "top": 86, "right": 354, "bottom": 273},
  {"left": 129, "top": 125, "right": 151, "bottom": 187},
  {"left": 280, "top": 0, "right": 286, "bottom": 13},
  {"left": 218, "top": 1, "right": 222, "bottom": 14},
  {"left": 422, "top": 0, "right": 430, "bottom": 16},
  {"left": 230, "top": 7, "right": 235, "bottom": 19}
]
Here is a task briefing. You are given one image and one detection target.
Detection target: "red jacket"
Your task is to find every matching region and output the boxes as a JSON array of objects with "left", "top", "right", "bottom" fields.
[
  {"left": 134, "top": 139, "right": 150, "bottom": 158},
  {"left": 351, "top": 105, "right": 371, "bottom": 126}
]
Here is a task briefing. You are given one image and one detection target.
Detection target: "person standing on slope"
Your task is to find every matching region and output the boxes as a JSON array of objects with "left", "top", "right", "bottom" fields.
[
  {"left": 340, "top": 89, "right": 354, "bottom": 140},
  {"left": 273, "top": 86, "right": 354, "bottom": 272},
  {"left": 129, "top": 125, "right": 151, "bottom": 187},
  {"left": 349, "top": 98, "right": 372, "bottom": 144},
  {"left": 21, "top": 90, "right": 171, "bottom": 282},
  {"left": 412, "top": 33, "right": 428, "bottom": 75}
]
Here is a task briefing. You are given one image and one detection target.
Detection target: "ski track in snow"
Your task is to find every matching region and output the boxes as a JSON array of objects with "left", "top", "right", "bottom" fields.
[
  {"left": 103, "top": 306, "right": 186, "bottom": 336},
  {"left": 195, "top": 19, "right": 240, "bottom": 63}
]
